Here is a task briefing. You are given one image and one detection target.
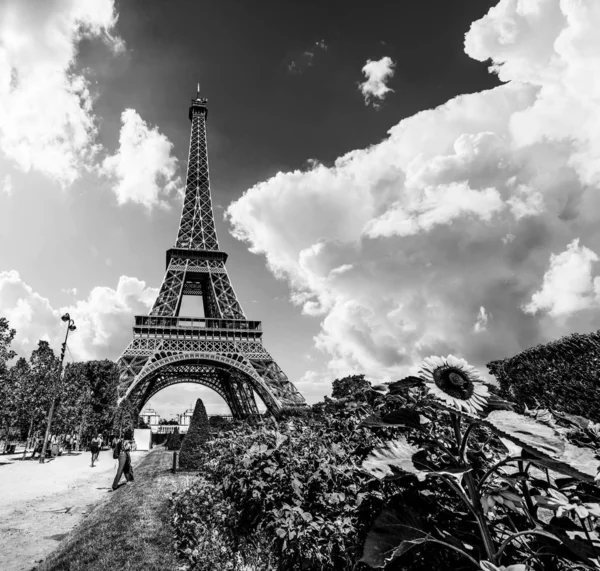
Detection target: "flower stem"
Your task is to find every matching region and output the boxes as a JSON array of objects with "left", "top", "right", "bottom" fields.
[
  {"left": 451, "top": 413, "right": 462, "bottom": 453},
  {"left": 463, "top": 470, "right": 497, "bottom": 563},
  {"left": 476, "top": 456, "right": 526, "bottom": 493},
  {"left": 517, "top": 460, "right": 536, "bottom": 520},
  {"left": 496, "top": 529, "right": 561, "bottom": 559},
  {"left": 458, "top": 421, "right": 481, "bottom": 464},
  {"left": 577, "top": 513, "right": 600, "bottom": 561}
]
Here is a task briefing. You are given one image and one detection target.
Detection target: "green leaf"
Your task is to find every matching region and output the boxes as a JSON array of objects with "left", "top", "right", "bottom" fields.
[
  {"left": 362, "top": 439, "right": 425, "bottom": 481},
  {"left": 485, "top": 411, "right": 565, "bottom": 458},
  {"left": 549, "top": 517, "right": 600, "bottom": 566},
  {"left": 360, "top": 409, "right": 421, "bottom": 429},
  {"left": 360, "top": 507, "right": 430, "bottom": 568}
]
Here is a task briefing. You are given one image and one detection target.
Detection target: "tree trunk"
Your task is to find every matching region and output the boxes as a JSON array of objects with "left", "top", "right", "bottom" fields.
[{"left": 22, "top": 416, "right": 34, "bottom": 460}]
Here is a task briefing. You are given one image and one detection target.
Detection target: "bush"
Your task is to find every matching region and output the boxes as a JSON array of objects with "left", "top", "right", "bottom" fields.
[
  {"left": 166, "top": 428, "right": 181, "bottom": 451},
  {"left": 178, "top": 399, "right": 210, "bottom": 470},
  {"left": 487, "top": 329, "right": 600, "bottom": 421}
]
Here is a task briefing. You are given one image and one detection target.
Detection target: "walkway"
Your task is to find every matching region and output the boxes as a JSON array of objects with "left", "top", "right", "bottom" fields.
[{"left": 0, "top": 448, "right": 147, "bottom": 571}]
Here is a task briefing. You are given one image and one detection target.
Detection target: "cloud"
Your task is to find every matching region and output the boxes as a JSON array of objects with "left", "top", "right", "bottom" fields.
[
  {"left": 100, "top": 109, "right": 181, "bottom": 209},
  {"left": 227, "top": 0, "right": 600, "bottom": 383},
  {"left": 523, "top": 239, "right": 600, "bottom": 318},
  {"left": 474, "top": 306, "right": 489, "bottom": 333},
  {"left": 287, "top": 39, "right": 328, "bottom": 74},
  {"left": 0, "top": 0, "right": 122, "bottom": 186},
  {"left": 0, "top": 270, "right": 157, "bottom": 361},
  {"left": 1, "top": 174, "right": 11, "bottom": 196},
  {"left": 359, "top": 56, "right": 395, "bottom": 107}
]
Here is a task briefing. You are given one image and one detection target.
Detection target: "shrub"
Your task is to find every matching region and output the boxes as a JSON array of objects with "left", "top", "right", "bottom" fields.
[
  {"left": 487, "top": 329, "right": 600, "bottom": 421},
  {"left": 178, "top": 399, "right": 210, "bottom": 470},
  {"left": 166, "top": 428, "right": 181, "bottom": 451}
]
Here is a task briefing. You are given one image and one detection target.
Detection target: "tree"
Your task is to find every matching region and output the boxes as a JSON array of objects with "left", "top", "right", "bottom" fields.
[
  {"left": 23, "top": 341, "right": 59, "bottom": 439},
  {"left": 159, "top": 418, "right": 179, "bottom": 426},
  {"left": 179, "top": 398, "right": 210, "bottom": 470},
  {"left": 0, "top": 318, "right": 17, "bottom": 447},
  {"left": 166, "top": 427, "right": 182, "bottom": 450},
  {"left": 331, "top": 374, "right": 371, "bottom": 399},
  {"left": 137, "top": 416, "right": 150, "bottom": 429}
]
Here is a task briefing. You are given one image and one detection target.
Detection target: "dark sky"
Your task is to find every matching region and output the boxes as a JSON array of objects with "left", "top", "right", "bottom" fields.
[{"left": 94, "top": 0, "right": 501, "bottom": 202}]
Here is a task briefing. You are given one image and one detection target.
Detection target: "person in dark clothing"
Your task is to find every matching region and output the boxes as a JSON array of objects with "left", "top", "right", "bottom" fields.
[
  {"left": 112, "top": 432, "right": 134, "bottom": 490},
  {"left": 90, "top": 433, "right": 102, "bottom": 467}
]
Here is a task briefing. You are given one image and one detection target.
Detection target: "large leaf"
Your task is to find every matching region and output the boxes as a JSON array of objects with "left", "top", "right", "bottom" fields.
[
  {"left": 551, "top": 410, "right": 592, "bottom": 431},
  {"left": 487, "top": 411, "right": 600, "bottom": 483},
  {"left": 388, "top": 377, "right": 424, "bottom": 395},
  {"left": 523, "top": 442, "right": 600, "bottom": 483},
  {"left": 550, "top": 517, "right": 600, "bottom": 567},
  {"left": 362, "top": 439, "right": 425, "bottom": 481},
  {"left": 360, "top": 409, "right": 421, "bottom": 430},
  {"left": 485, "top": 411, "right": 565, "bottom": 458},
  {"left": 360, "top": 507, "right": 430, "bottom": 568}
]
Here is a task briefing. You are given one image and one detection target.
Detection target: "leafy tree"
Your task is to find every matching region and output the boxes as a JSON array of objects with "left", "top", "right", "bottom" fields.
[
  {"left": 159, "top": 418, "right": 179, "bottom": 426},
  {"left": 24, "top": 341, "right": 59, "bottom": 439},
  {"left": 0, "top": 318, "right": 17, "bottom": 446},
  {"left": 137, "top": 416, "right": 150, "bottom": 429},
  {"left": 53, "top": 362, "right": 92, "bottom": 437},
  {"left": 331, "top": 374, "right": 371, "bottom": 399},
  {"left": 179, "top": 398, "right": 210, "bottom": 470}
]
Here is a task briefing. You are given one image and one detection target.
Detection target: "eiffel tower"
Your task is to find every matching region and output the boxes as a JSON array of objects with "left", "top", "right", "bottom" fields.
[{"left": 116, "top": 86, "right": 306, "bottom": 418}]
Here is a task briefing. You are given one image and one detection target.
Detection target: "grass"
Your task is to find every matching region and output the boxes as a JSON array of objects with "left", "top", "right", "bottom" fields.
[{"left": 36, "top": 447, "right": 191, "bottom": 571}]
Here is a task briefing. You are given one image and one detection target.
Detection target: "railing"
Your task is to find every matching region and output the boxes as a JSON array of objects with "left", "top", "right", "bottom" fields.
[{"left": 135, "top": 316, "right": 262, "bottom": 332}]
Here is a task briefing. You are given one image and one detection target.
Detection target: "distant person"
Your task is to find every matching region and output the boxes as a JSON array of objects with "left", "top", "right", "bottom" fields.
[
  {"left": 112, "top": 431, "right": 135, "bottom": 490},
  {"left": 30, "top": 437, "right": 42, "bottom": 459},
  {"left": 50, "top": 434, "right": 59, "bottom": 459},
  {"left": 90, "top": 433, "right": 102, "bottom": 467}
]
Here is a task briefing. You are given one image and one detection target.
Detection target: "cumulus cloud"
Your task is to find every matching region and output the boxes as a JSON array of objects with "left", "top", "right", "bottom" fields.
[
  {"left": 523, "top": 239, "right": 600, "bottom": 318},
  {"left": 100, "top": 109, "right": 181, "bottom": 209},
  {"left": 227, "top": 0, "right": 600, "bottom": 384},
  {"left": 0, "top": 0, "right": 122, "bottom": 186},
  {"left": 359, "top": 56, "right": 395, "bottom": 107},
  {"left": 0, "top": 270, "right": 157, "bottom": 361}
]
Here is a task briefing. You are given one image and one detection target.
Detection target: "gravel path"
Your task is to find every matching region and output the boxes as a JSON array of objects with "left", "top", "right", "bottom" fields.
[{"left": 0, "top": 448, "right": 147, "bottom": 571}]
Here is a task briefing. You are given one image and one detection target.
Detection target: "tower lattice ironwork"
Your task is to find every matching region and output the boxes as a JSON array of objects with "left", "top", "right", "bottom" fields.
[{"left": 116, "top": 88, "right": 306, "bottom": 417}]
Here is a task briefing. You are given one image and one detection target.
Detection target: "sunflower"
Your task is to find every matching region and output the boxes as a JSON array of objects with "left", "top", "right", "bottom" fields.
[{"left": 419, "top": 355, "right": 489, "bottom": 415}]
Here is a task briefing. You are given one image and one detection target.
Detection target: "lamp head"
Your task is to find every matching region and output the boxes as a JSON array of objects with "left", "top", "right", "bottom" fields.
[
  {"left": 61, "top": 313, "right": 70, "bottom": 322},
  {"left": 68, "top": 324, "right": 76, "bottom": 332}
]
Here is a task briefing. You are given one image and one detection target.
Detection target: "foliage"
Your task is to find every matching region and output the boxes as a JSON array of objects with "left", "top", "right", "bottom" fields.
[
  {"left": 166, "top": 428, "right": 182, "bottom": 451},
  {"left": 487, "top": 329, "right": 600, "bottom": 422},
  {"left": 159, "top": 418, "right": 179, "bottom": 425},
  {"left": 179, "top": 399, "right": 210, "bottom": 470},
  {"left": 357, "top": 359, "right": 600, "bottom": 571},
  {"left": 331, "top": 374, "right": 371, "bottom": 400},
  {"left": 171, "top": 355, "right": 600, "bottom": 571}
]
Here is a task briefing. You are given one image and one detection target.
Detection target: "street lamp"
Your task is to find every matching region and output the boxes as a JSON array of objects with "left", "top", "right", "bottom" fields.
[{"left": 39, "top": 313, "right": 76, "bottom": 464}]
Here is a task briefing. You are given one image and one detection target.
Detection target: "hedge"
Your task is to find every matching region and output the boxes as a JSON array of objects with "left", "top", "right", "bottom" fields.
[
  {"left": 178, "top": 399, "right": 210, "bottom": 470},
  {"left": 487, "top": 329, "right": 600, "bottom": 422}
]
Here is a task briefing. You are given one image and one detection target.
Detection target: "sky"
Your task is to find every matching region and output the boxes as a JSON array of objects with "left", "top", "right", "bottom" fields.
[{"left": 2, "top": 0, "right": 600, "bottom": 418}]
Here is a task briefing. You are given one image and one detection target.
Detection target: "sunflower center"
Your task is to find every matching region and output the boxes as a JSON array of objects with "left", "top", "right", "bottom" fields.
[{"left": 433, "top": 367, "right": 475, "bottom": 400}]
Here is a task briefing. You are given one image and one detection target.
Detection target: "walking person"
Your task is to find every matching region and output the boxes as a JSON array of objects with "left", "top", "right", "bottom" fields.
[
  {"left": 50, "top": 434, "right": 59, "bottom": 459},
  {"left": 112, "top": 431, "right": 135, "bottom": 491},
  {"left": 90, "top": 433, "right": 102, "bottom": 467}
]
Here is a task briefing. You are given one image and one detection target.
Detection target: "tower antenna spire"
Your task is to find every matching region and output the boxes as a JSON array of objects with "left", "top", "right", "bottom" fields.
[{"left": 197, "top": 82, "right": 200, "bottom": 98}]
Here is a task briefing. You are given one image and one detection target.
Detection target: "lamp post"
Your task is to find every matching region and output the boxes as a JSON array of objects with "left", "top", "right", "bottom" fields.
[{"left": 39, "top": 313, "right": 76, "bottom": 464}]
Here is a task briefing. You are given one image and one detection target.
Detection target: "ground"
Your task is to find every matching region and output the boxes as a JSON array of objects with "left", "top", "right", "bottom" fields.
[{"left": 0, "top": 447, "right": 147, "bottom": 571}]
